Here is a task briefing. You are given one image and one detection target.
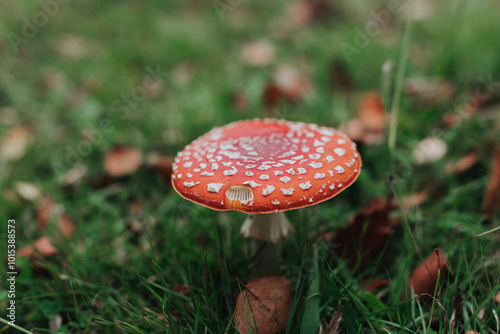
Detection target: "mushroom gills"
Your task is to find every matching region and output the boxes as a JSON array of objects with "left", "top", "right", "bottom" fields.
[
  {"left": 240, "top": 212, "right": 293, "bottom": 243},
  {"left": 225, "top": 185, "right": 254, "bottom": 207}
]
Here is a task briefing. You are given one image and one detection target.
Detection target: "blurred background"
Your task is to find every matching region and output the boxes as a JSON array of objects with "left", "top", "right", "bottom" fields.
[{"left": 1, "top": 0, "right": 500, "bottom": 332}]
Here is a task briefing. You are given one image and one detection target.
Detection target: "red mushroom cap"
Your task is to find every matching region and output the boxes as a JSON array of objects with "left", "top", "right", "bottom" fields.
[{"left": 172, "top": 119, "right": 362, "bottom": 213}]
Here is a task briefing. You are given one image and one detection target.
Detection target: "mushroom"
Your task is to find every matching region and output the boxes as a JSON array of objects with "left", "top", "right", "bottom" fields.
[{"left": 171, "top": 119, "right": 362, "bottom": 272}]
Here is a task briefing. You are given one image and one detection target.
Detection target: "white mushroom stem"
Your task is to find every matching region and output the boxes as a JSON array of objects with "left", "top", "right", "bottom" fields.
[
  {"left": 240, "top": 212, "right": 293, "bottom": 244},
  {"left": 240, "top": 212, "right": 293, "bottom": 274}
]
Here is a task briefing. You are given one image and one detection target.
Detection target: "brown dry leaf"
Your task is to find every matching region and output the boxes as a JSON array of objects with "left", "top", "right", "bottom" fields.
[
  {"left": 56, "top": 34, "right": 89, "bottom": 59},
  {"left": 329, "top": 60, "right": 352, "bottom": 95},
  {"left": 104, "top": 146, "right": 143, "bottom": 177},
  {"left": 234, "top": 274, "right": 292, "bottom": 334},
  {"left": 172, "top": 284, "right": 190, "bottom": 296},
  {"left": 232, "top": 92, "right": 249, "bottom": 113},
  {"left": 37, "top": 196, "right": 76, "bottom": 238},
  {"left": 404, "top": 77, "right": 455, "bottom": 107},
  {"left": 407, "top": 248, "right": 448, "bottom": 299},
  {"left": 326, "top": 299, "right": 343, "bottom": 334},
  {"left": 0, "top": 125, "right": 33, "bottom": 161},
  {"left": 445, "top": 151, "right": 479, "bottom": 175},
  {"left": 262, "top": 83, "right": 284, "bottom": 115},
  {"left": 364, "top": 279, "right": 389, "bottom": 292},
  {"left": 482, "top": 145, "right": 500, "bottom": 215},
  {"left": 18, "top": 236, "right": 58, "bottom": 259},
  {"left": 334, "top": 198, "right": 398, "bottom": 267},
  {"left": 495, "top": 292, "right": 500, "bottom": 304},
  {"left": 272, "top": 65, "right": 313, "bottom": 102},
  {"left": 286, "top": 0, "right": 335, "bottom": 28},
  {"left": 464, "top": 331, "right": 480, "bottom": 334},
  {"left": 146, "top": 152, "right": 173, "bottom": 184},
  {"left": 240, "top": 40, "right": 275, "bottom": 67}
]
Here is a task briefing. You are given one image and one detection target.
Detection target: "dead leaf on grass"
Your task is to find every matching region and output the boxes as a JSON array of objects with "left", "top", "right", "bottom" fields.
[
  {"left": 482, "top": 145, "right": 500, "bottom": 215},
  {"left": 0, "top": 125, "right": 33, "bottom": 162},
  {"left": 273, "top": 64, "right": 314, "bottom": 102},
  {"left": 146, "top": 152, "right": 173, "bottom": 184},
  {"left": 104, "top": 146, "right": 143, "bottom": 177},
  {"left": 445, "top": 151, "right": 479, "bottom": 175},
  {"left": 334, "top": 198, "right": 399, "bottom": 267},
  {"left": 404, "top": 77, "right": 455, "bottom": 107},
  {"left": 240, "top": 40, "right": 275, "bottom": 67},
  {"left": 234, "top": 274, "right": 292, "bottom": 334},
  {"left": 18, "top": 236, "right": 58, "bottom": 259},
  {"left": 14, "top": 181, "right": 42, "bottom": 201},
  {"left": 37, "top": 196, "right": 76, "bottom": 238},
  {"left": 407, "top": 248, "right": 448, "bottom": 299},
  {"left": 413, "top": 137, "right": 447, "bottom": 165}
]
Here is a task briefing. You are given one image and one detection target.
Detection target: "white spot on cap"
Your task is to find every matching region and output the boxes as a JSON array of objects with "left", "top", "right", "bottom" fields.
[
  {"left": 321, "top": 136, "right": 332, "bottom": 142},
  {"left": 299, "top": 181, "right": 312, "bottom": 190},
  {"left": 183, "top": 181, "right": 200, "bottom": 188},
  {"left": 200, "top": 163, "right": 207, "bottom": 169},
  {"left": 329, "top": 184, "right": 336, "bottom": 190},
  {"left": 281, "top": 188, "right": 294, "bottom": 196},
  {"left": 262, "top": 185, "right": 275, "bottom": 196},
  {"left": 314, "top": 173, "right": 326, "bottom": 179},
  {"left": 260, "top": 174, "right": 270, "bottom": 180},
  {"left": 200, "top": 171, "right": 214, "bottom": 176},
  {"left": 328, "top": 170, "right": 334, "bottom": 177},
  {"left": 223, "top": 168, "right": 238, "bottom": 176},
  {"left": 309, "top": 197, "right": 314, "bottom": 203},
  {"left": 334, "top": 148, "right": 346, "bottom": 157},
  {"left": 308, "top": 162, "right": 323, "bottom": 169},
  {"left": 338, "top": 183, "right": 342, "bottom": 188},
  {"left": 334, "top": 166, "right": 345, "bottom": 174},
  {"left": 193, "top": 168, "right": 200, "bottom": 173},
  {"left": 221, "top": 161, "right": 233, "bottom": 167},
  {"left": 302, "top": 146, "right": 310, "bottom": 153},
  {"left": 216, "top": 155, "right": 223, "bottom": 161},
  {"left": 207, "top": 183, "right": 224, "bottom": 193},
  {"left": 286, "top": 168, "right": 295, "bottom": 175},
  {"left": 316, "top": 147, "right": 325, "bottom": 153},
  {"left": 293, "top": 155, "right": 304, "bottom": 160},
  {"left": 211, "top": 163, "right": 219, "bottom": 170},
  {"left": 337, "top": 139, "right": 347, "bottom": 144},
  {"left": 242, "top": 180, "right": 261, "bottom": 188},
  {"left": 186, "top": 173, "right": 192, "bottom": 178},
  {"left": 177, "top": 174, "right": 182, "bottom": 179},
  {"left": 273, "top": 163, "right": 285, "bottom": 167},
  {"left": 183, "top": 162, "right": 193, "bottom": 168},
  {"left": 279, "top": 176, "right": 291, "bottom": 183},
  {"left": 258, "top": 165, "right": 272, "bottom": 171},
  {"left": 326, "top": 155, "right": 335, "bottom": 163},
  {"left": 274, "top": 171, "right": 284, "bottom": 176},
  {"left": 297, "top": 167, "right": 307, "bottom": 174},
  {"left": 272, "top": 199, "right": 280, "bottom": 205},
  {"left": 313, "top": 139, "right": 325, "bottom": 147},
  {"left": 245, "top": 171, "right": 254, "bottom": 177},
  {"left": 309, "top": 154, "right": 321, "bottom": 159},
  {"left": 245, "top": 164, "right": 257, "bottom": 169}
]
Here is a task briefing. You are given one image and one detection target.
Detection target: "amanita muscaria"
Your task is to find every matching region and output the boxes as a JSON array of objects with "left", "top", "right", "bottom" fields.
[{"left": 172, "top": 119, "right": 362, "bottom": 270}]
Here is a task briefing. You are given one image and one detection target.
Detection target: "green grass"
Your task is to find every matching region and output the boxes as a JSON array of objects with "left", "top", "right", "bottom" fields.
[{"left": 1, "top": 0, "right": 500, "bottom": 333}]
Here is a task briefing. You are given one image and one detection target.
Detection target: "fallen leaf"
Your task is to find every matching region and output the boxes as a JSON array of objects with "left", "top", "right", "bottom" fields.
[
  {"left": 49, "top": 314, "right": 63, "bottom": 332},
  {"left": 240, "top": 40, "right": 275, "bottom": 67},
  {"left": 234, "top": 274, "right": 292, "bottom": 334},
  {"left": 364, "top": 279, "right": 389, "bottom": 292},
  {"left": 407, "top": 248, "right": 448, "bottom": 299},
  {"left": 0, "top": 125, "right": 33, "bottom": 161},
  {"left": 232, "top": 92, "right": 249, "bottom": 112},
  {"left": 18, "top": 236, "right": 58, "bottom": 259},
  {"left": 14, "top": 181, "right": 42, "bottom": 201},
  {"left": 464, "top": 331, "right": 480, "bottom": 334},
  {"left": 495, "top": 292, "right": 500, "bottom": 304},
  {"left": 37, "top": 196, "right": 76, "bottom": 238},
  {"left": 445, "top": 151, "right": 479, "bottom": 175},
  {"left": 404, "top": 77, "right": 455, "bottom": 107},
  {"left": 273, "top": 64, "right": 313, "bottom": 102},
  {"left": 172, "top": 284, "right": 190, "bottom": 296},
  {"left": 413, "top": 137, "right": 447, "bottom": 165},
  {"left": 59, "top": 164, "right": 88, "bottom": 186},
  {"left": 262, "top": 83, "right": 284, "bottom": 115},
  {"left": 55, "top": 34, "right": 89, "bottom": 59},
  {"left": 329, "top": 59, "right": 352, "bottom": 95},
  {"left": 334, "top": 198, "right": 398, "bottom": 267},
  {"left": 104, "top": 146, "right": 143, "bottom": 177},
  {"left": 286, "top": 0, "right": 335, "bottom": 27},
  {"left": 326, "top": 299, "right": 343, "bottom": 334},
  {"left": 482, "top": 145, "right": 500, "bottom": 215},
  {"left": 146, "top": 152, "right": 173, "bottom": 184}
]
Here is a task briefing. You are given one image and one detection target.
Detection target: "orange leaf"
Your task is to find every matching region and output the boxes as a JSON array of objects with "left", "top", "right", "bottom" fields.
[
  {"left": 482, "top": 145, "right": 500, "bottom": 215},
  {"left": 407, "top": 248, "right": 448, "bottom": 299},
  {"left": 18, "top": 236, "right": 58, "bottom": 259},
  {"left": 104, "top": 146, "right": 143, "bottom": 177}
]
